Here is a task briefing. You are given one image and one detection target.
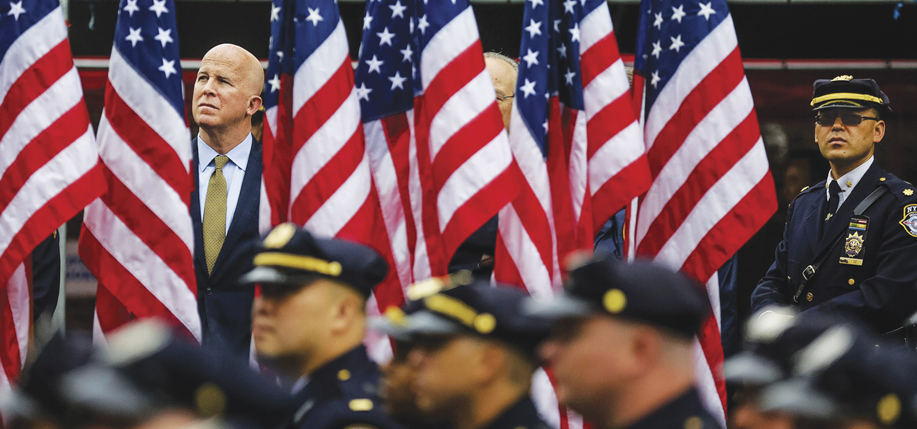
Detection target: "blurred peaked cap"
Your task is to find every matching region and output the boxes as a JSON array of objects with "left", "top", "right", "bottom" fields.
[
  {"left": 240, "top": 223, "right": 388, "bottom": 297},
  {"left": 397, "top": 282, "right": 552, "bottom": 359},
  {"left": 101, "top": 320, "right": 296, "bottom": 424},
  {"left": 812, "top": 76, "right": 891, "bottom": 113},
  {"left": 525, "top": 256, "right": 709, "bottom": 339},
  {"left": 370, "top": 271, "right": 475, "bottom": 340}
]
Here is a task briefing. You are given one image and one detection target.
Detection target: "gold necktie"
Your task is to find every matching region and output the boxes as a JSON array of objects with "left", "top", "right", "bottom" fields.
[{"left": 203, "top": 155, "right": 229, "bottom": 274}]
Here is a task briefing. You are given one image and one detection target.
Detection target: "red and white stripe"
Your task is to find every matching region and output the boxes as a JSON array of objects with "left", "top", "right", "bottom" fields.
[
  {"left": 580, "top": 2, "right": 651, "bottom": 234},
  {"left": 0, "top": 262, "right": 30, "bottom": 412},
  {"left": 414, "top": 7, "right": 520, "bottom": 276},
  {"left": 288, "top": 18, "right": 403, "bottom": 311},
  {"left": 0, "top": 5, "right": 103, "bottom": 402},
  {"left": 633, "top": 14, "right": 776, "bottom": 420},
  {"left": 0, "top": 6, "right": 102, "bottom": 292},
  {"left": 79, "top": 46, "right": 201, "bottom": 340}
]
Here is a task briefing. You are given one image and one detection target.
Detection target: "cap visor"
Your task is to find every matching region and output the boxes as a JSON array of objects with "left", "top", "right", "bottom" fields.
[
  {"left": 401, "top": 311, "right": 465, "bottom": 336},
  {"left": 239, "top": 266, "right": 295, "bottom": 285},
  {"left": 367, "top": 317, "right": 413, "bottom": 341},
  {"left": 522, "top": 293, "right": 593, "bottom": 320},
  {"left": 813, "top": 103, "right": 869, "bottom": 111},
  {"left": 757, "top": 378, "right": 839, "bottom": 420},
  {"left": 723, "top": 352, "right": 783, "bottom": 385}
]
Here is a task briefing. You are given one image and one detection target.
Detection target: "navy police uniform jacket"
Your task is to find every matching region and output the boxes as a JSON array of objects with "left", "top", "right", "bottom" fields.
[
  {"left": 284, "top": 346, "right": 405, "bottom": 429},
  {"left": 190, "top": 138, "right": 262, "bottom": 360},
  {"left": 751, "top": 162, "right": 917, "bottom": 334},
  {"left": 622, "top": 389, "right": 721, "bottom": 429},
  {"left": 481, "top": 396, "right": 550, "bottom": 429}
]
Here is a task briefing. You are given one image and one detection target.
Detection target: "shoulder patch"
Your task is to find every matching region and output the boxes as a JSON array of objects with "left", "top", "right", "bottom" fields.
[
  {"left": 899, "top": 205, "right": 917, "bottom": 237},
  {"left": 349, "top": 399, "right": 374, "bottom": 412}
]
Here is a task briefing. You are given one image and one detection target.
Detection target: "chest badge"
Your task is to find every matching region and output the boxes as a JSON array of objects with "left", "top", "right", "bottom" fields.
[
  {"left": 900, "top": 205, "right": 917, "bottom": 238},
  {"left": 840, "top": 216, "right": 868, "bottom": 266}
]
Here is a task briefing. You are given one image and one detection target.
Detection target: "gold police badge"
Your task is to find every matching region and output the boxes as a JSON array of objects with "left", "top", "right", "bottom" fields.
[{"left": 845, "top": 231, "right": 864, "bottom": 258}]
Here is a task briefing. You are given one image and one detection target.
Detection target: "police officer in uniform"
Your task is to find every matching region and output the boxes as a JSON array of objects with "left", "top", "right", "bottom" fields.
[
  {"left": 241, "top": 223, "right": 405, "bottom": 429},
  {"left": 375, "top": 281, "right": 552, "bottom": 429},
  {"left": 752, "top": 76, "right": 917, "bottom": 337},
  {"left": 524, "top": 256, "right": 722, "bottom": 429}
]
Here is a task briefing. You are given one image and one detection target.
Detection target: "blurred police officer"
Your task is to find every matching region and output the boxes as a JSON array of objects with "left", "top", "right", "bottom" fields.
[
  {"left": 376, "top": 281, "right": 551, "bottom": 429},
  {"left": 525, "top": 256, "right": 721, "bottom": 429},
  {"left": 241, "top": 223, "right": 405, "bottom": 429},
  {"left": 753, "top": 321, "right": 917, "bottom": 429},
  {"left": 752, "top": 76, "right": 917, "bottom": 337}
]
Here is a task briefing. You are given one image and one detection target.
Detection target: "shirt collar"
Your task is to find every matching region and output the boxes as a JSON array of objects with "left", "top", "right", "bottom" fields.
[
  {"left": 197, "top": 133, "right": 253, "bottom": 172},
  {"left": 826, "top": 156, "right": 873, "bottom": 194}
]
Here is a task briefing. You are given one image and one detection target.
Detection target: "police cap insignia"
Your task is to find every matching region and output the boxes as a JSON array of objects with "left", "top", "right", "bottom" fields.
[
  {"left": 349, "top": 399, "right": 374, "bottom": 412},
  {"left": 263, "top": 223, "right": 296, "bottom": 249},
  {"left": 832, "top": 75, "right": 853, "bottom": 82},
  {"left": 877, "top": 394, "right": 901, "bottom": 425}
]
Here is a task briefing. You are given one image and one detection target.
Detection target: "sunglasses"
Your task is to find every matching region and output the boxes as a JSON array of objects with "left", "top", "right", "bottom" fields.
[{"left": 815, "top": 112, "right": 880, "bottom": 126}]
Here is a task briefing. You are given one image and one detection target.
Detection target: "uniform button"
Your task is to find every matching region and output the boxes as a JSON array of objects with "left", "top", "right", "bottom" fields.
[
  {"left": 206, "top": 288, "right": 213, "bottom": 295},
  {"left": 848, "top": 278, "right": 855, "bottom": 286},
  {"left": 338, "top": 369, "right": 351, "bottom": 381},
  {"left": 806, "top": 292, "right": 814, "bottom": 302}
]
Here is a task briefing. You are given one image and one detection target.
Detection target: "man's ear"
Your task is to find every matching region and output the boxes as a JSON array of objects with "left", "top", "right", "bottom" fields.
[
  {"left": 248, "top": 96, "right": 263, "bottom": 116},
  {"left": 873, "top": 119, "right": 886, "bottom": 144}
]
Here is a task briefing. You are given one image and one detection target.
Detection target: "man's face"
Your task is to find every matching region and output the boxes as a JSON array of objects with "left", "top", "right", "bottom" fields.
[
  {"left": 485, "top": 57, "right": 517, "bottom": 131},
  {"left": 408, "top": 334, "right": 488, "bottom": 416},
  {"left": 380, "top": 341, "right": 426, "bottom": 420},
  {"left": 814, "top": 108, "right": 884, "bottom": 173},
  {"left": 251, "top": 280, "right": 336, "bottom": 366},
  {"left": 538, "top": 316, "right": 638, "bottom": 419},
  {"left": 192, "top": 46, "right": 258, "bottom": 132}
]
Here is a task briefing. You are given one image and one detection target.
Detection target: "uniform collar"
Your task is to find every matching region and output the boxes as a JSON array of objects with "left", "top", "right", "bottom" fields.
[
  {"left": 197, "top": 133, "right": 253, "bottom": 172},
  {"left": 482, "top": 396, "right": 544, "bottom": 429},
  {"left": 621, "top": 388, "right": 710, "bottom": 429},
  {"left": 303, "top": 345, "right": 374, "bottom": 389},
  {"left": 826, "top": 156, "right": 874, "bottom": 197}
]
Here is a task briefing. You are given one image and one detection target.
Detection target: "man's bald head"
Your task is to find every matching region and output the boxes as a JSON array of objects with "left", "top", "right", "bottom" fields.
[
  {"left": 193, "top": 44, "right": 264, "bottom": 150},
  {"left": 202, "top": 44, "right": 264, "bottom": 97}
]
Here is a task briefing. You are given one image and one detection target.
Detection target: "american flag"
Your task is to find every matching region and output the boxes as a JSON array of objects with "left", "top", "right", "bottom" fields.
[
  {"left": 262, "top": 0, "right": 294, "bottom": 232},
  {"left": 632, "top": 0, "right": 776, "bottom": 420},
  {"left": 493, "top": 0, "right": 651, "bottom": 299},
  {"left": 354, "top": 0, "right": 519, "bottom": 283},
  {"left": 0, "top": 0, "right": 103, "bottom": 401},
  {"left": 78, "top": 0, "right": 201, "bottom": 341},
  {"left": 266, "top": 0, "right": 403, "bottom": 314}
]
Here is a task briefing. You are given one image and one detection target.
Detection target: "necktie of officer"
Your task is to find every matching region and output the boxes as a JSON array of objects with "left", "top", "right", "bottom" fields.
[
  {"left": 824, "top": 180, "right": 842, "bottom": 223},
  {"left": 204, "top": 155, "right": 229, "bottom": 274}
]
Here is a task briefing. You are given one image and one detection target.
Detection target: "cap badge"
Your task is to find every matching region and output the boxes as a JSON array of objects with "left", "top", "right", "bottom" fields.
[
  {"left": 473, "top": 313, "right": 496, "bottom": 334},
  {"left": 263, "top": 223, "right": 296, "bottom": 249},
  {"left": 877, "top": 393, "right": 901, "bottom": 425},
  {"left": 832, "top": 75, "right": 853, "bottom": 81},
  {"left": 195, "top": 382, "right": 227, "bottom": 417},
  {"left": 349, "top": 399, "right": 374, "bottom": 412},
  {"left": 603, "top": 289, "right": 627, "bottom": 314}
]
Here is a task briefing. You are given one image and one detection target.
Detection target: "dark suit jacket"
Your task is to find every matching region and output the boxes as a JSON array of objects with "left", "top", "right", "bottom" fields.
[
  {"left": 190, "top": 138, "right": 262, "bottom": 359},
  {"left": 752, "top": 162, "right": 917, "bottom": 334}
]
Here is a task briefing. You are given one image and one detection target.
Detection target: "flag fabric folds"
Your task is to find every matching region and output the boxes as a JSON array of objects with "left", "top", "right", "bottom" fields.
[
  {"left": 79, "top": 0, "right": 201, "bottom": 340},
  {"left": 632, "top": 0, "right": 777, "bottom": 420},
  {"left": 0, "top": 0, "right": 104, "bottom": 401},
  {"left": 494, "top": 0, "right": 652, "bottom": 298}
]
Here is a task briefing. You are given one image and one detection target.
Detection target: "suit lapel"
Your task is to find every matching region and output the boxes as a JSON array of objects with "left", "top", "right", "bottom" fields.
[
  {"left": 189, "top": 139, "right": 208, "bottom": 273},
  {"left": 813, "top": 163, "right": 884, "bottom": 258},
  {"left": 211, "top": 141, "right": 262, "bottom": 276}
]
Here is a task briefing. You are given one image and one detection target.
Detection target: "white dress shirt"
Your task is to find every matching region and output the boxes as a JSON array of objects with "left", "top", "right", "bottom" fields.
[
  {"left": 197, "top": 134, "right": 253, "bottom": 233},
  {"left": 825, "top": 156, "right": 874, "bottom": 212}
]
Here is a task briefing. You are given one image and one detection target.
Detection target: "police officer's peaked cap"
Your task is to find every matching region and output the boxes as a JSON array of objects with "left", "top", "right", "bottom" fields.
[
  {"left": 382, "top": 282, "right": 552, "bottom": 359},
  {"left": 811, "top": 75, "right": 891, "bottom": 113},
  {"left": 240, "top": 223, "right": 388, "bottom": 297},
  {"left": 725, "top": 311, "right": 866, "bottom": 386},
  {"left": 524, "top": 256, "right": 709, "bottom": 339},
  {"left": 757, "top": 324, "right": 917, "bottom": 427}
]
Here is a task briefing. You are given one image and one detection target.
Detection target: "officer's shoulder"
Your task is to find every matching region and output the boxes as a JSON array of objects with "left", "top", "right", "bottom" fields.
[
  {"left": 788, "top": 182, "right": 824, "bottom": 207},
  {"left": 877, "top": 174, "right": 917, "bottom": 204}
]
